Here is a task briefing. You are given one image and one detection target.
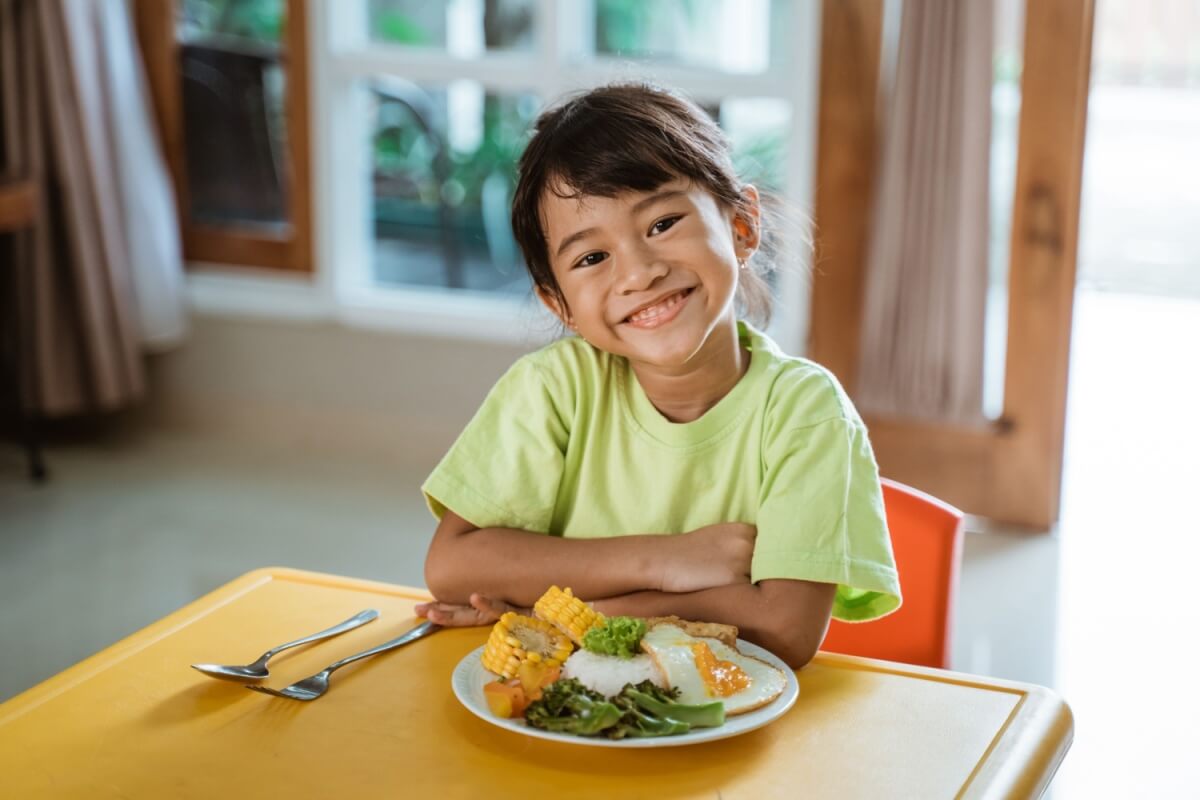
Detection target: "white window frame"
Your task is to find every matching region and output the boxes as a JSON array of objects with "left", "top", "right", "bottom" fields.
[{"left": 303, "top": 0, "right": 822, "bottom": 352}]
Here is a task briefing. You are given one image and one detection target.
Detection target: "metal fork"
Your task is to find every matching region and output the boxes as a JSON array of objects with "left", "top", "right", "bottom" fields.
[{"left": 246, "top": 620, "right": 440, "bottom": 701}]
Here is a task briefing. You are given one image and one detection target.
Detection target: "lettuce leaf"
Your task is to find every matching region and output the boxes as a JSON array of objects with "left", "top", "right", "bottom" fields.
[{"left": 582, "top": 616, "right": 646, "bottom": 659}]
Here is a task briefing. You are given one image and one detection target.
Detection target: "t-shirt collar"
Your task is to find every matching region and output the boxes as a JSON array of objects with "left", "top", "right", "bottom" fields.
[{"left": 620, "top": 321, "right": 771, "bottom": 448}]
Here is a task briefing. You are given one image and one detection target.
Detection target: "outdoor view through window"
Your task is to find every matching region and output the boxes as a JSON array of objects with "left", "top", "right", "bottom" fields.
[{"left": 364, "top": 0, "right": 789, "bottom": 295}]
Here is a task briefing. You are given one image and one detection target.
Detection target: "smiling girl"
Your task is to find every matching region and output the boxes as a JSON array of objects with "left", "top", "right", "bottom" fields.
[{"left": 415, "top": 84, "right": 900, "bottom": 667}]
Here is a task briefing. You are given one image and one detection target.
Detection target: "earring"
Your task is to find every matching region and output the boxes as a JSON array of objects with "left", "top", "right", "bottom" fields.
[{"left": 738, "top": 258, "right": 748, "bottom": 271}]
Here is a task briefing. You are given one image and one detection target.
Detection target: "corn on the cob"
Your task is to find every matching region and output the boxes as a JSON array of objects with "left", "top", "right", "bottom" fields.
[
  {"left": 533, "top": 585, "right": 605, "bottom": 645},
  {"left": 481, "top": 612, "right": 572, "bottom": 679}
]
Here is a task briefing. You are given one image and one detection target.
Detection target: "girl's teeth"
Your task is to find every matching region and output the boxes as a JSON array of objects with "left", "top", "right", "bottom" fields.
[{"left": 629, "top": 291, "right": 686, "bottom": 322}]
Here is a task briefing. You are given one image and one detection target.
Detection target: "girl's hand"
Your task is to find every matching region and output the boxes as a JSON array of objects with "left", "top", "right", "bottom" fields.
[
  {"left": 414, "top": 593, "right": 527, "bottom": 627},
  {"left": 659, "top": 522, "right": 757, "bottom": 593}
]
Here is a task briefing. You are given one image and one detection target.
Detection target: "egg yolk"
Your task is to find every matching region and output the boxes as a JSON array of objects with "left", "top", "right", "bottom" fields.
[{"left": 690, "top": 642, "right": 751, "bottom": 697}]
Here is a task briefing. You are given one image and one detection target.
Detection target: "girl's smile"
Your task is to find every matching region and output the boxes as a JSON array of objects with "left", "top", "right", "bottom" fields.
[
  {"left": 538, "top": 179, "right": 760, "bottom": 421},
  {"left": 622, "top": 286, "right": 695, "bottom": 329}
]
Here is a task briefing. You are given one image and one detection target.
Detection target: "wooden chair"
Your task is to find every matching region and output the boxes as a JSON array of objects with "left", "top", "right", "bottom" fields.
[
  {"left": 820, "top": 478, "right": 964, "bottom": 668},
  {"left": 0, "top": 176, "right": 47, "bottom": 481}
]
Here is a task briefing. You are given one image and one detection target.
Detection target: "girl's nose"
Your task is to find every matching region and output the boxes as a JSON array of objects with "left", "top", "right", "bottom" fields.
[{"left": 614, "top": 249, "right": 669, "bottom": 295}]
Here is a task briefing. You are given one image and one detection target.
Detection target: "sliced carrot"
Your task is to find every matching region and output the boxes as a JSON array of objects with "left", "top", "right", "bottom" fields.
[
  {"left": 516, "top": 662, "right": 563, "bottom": 701},
  {"left": 483, "top": 681, "right": 518, "bottom": 718},
  {"left": 504, "top": 678, "right": 531, "bottom": 716}
]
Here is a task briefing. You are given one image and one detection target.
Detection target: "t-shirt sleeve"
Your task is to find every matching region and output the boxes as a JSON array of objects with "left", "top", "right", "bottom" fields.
[
  {"left": 421, "top": 357, "right": 568, "bottom": 533},
  {"left": 751, "top": 415, "right": 902, "bottom": 622}
]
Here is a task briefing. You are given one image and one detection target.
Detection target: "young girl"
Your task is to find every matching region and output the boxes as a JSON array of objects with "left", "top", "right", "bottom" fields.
[{"left": 414, "top": 84, "right": 900, "bottom": 667}]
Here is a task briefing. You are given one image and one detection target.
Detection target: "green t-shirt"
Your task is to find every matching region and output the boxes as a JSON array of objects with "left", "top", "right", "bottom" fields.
[{"left": 422, "top": 322, "right": 901, "bottom": 622}]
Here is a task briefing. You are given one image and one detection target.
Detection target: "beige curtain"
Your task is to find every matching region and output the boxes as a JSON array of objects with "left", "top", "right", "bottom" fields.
[
  {"left": 0, "top": 0, "right": 185, "bottom": 417},
  {"left": 855, "top": 0, "right": 994, "bottom": 426}
]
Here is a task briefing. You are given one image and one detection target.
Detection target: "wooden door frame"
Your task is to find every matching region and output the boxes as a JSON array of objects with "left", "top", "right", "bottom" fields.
[
  {"left": 811, "top": 0, "right": 1096, "bottom": 528},
  {"left": 132, "top": 0, "right": 312, "bottom": 273}
]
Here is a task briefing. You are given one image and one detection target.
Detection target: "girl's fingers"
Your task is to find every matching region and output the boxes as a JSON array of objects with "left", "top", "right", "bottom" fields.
[
  {"left": 468, "top": 593, "right": 510, "bottom": 619},
  {"left": 415, "top": 602, "right": 458, "bottom": 619},
  {"left": 414, "top": 595, "right": 523, "bottom": 627},
  {"left": 470, "top": 593, "right": 534, "bottom": 618},
  {"left": 416, "top": 600, "right": 492, "bottom": 627}
]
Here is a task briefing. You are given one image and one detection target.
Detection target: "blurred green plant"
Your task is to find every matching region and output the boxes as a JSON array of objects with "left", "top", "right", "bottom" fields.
[
  {"left": 596, "top": 0, "right": 703, "bottom": 56},
  {"left": 373, "top": 93, "right": 535, "bottom": 211},
  {"left": 373, "top": 14, "right": 431, "bottom": 45},
  {"left": 733, "top": 131, "right": 785, "bottom": 195},
  {"left": 180, "top": 0, "right": 284, "bottom": 43}
]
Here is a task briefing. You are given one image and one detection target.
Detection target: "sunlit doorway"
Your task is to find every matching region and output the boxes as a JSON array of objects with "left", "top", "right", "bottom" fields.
[{"left": 1052, "top": 0, "right": 1200, "bottom": 796}]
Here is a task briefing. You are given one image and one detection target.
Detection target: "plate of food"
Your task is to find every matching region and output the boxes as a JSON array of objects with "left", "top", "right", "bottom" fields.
[{"left": 451, "top": 586, "right": 799, "bottom": 747}]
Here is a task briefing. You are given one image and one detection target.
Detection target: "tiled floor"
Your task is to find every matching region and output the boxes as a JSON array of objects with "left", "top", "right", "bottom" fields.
[{"left": 1, "top": 288, "right": 1197, "bottom": 795}]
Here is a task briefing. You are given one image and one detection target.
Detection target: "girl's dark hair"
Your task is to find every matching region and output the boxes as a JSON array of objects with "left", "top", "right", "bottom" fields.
[{"left": 511, "top": 83, "right": 774, "bottom": 326}]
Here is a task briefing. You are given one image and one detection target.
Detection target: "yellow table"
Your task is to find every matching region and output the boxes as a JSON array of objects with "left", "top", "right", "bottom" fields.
[{"left": 0, "top": 568, "right": 1072, "bottom": 798}]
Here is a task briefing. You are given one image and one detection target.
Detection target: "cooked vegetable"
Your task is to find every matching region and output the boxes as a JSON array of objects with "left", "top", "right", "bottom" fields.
[
  {"left": 483, "top": 679, "right": 529, "bottom": 718},
  {"left": 607, "top": 701, "right": 691, "bottom": 739},
  {"left": 533, "top": 586, "right": 606, "bottom": 645},
  {"left": 522, "top": 678, "right": 726, "bottom": 739},
  {"left": 582, "top": 616, "right": 646, "bottom": 659},
  {"left": 617, "top": 681, "right": 726, "bottom": 728},
  {"left": 481, "top": 612, "right": 572, "bottom": 679},
  {"left": 524, "top": 678, "right": 623, "bottom": 735},
  {"left": 516, "top": 661, "right": 561, "bottom": 701}
]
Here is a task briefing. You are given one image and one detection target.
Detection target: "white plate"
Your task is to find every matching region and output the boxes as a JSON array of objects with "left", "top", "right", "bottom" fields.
[{"left": 451, "top": 640, "right": 799, "bottom": 748}]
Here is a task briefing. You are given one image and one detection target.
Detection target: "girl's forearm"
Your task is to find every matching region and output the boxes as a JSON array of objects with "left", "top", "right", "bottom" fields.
[
  {"left": 424, "top": 525, "right": 671, "bottom": 607},
  {"left": 588, "top": 580, "right": 836, "bottom": 669},
  {"left": 425, "top": 512, "right": 755, "bottom": 607}
]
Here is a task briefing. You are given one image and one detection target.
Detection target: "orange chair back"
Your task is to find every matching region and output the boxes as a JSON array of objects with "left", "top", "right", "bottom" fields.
[{"left": 819, "top": 478, "right": 964, "bottom": 668}]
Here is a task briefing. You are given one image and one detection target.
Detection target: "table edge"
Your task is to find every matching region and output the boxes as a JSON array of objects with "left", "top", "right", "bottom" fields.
[
  {"left": 961, "top": 685, "right": 1075, "bottom": 799},
  {"left": 809, "top": 652, "right": 1074, "bottom": 797},
  {"left": 0, "top": 567, "right": 433, "bottom": 725}
]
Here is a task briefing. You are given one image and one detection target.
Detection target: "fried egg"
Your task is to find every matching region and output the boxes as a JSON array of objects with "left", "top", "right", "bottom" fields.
[{"left": 640, "top": 624, "right": 787, "bottom": 715}]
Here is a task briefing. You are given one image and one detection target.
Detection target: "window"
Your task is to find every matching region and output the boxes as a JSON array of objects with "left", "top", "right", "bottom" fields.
[
  {"left": 313, "top": 0, "right": 820, "bottom": 348},
  {"left": 134, "top": 0, "right": 312, "bottom": 272},
  {"left": 178, "top": 0, "right": 291, "bottom": 229},
  {"left": 1078, "top": 0, "right": 1200, "bottom": 298}
]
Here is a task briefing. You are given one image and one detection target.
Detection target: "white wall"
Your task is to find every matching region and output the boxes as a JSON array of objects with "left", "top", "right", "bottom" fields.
[{"left": 144, "top": 313, "right": 531, "bottom": 470}]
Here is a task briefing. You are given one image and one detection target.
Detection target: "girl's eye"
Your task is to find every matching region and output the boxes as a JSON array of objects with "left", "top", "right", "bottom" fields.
[
  {"left": 649, "top": 215, "right": 683, "bottom": 236},
  {"left": 573, "top": 251, "right": 608, "bottom": 269}
]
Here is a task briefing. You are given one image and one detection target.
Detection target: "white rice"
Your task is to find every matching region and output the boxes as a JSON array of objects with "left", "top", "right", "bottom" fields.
[{"left": 561, "top": 649, "right": 666, "bottom": 698}]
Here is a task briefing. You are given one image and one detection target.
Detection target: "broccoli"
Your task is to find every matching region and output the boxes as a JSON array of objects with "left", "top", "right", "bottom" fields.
[
  {"left": 524, "top": 679, "right": 623, "bottom": 736},
  {"left": 524, "top": 678, "right": 726, "bottom": 739},
  {"left": 607, "top": 699, "right": 691, "bottom": 738},
  {"left": 617, "top": 681, "right": 726, "bottom": 729}
]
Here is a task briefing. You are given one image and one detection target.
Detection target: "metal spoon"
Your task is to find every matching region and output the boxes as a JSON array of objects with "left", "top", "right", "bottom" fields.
[{"left": 191, "top": 608, "right": 379, "bottom": 682}]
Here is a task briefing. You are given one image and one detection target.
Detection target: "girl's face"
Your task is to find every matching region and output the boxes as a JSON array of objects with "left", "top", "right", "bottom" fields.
[{"left": 539, "top": 179, "right": 758, "bottom": 371}]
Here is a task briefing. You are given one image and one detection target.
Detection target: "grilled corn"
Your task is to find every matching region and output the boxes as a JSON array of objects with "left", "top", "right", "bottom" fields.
[
  {"left": 481, "top": 612, "right": 573, "bottom": 679},
  {"left": 533, "top": 585, "right": 605, "bottom": 645}
]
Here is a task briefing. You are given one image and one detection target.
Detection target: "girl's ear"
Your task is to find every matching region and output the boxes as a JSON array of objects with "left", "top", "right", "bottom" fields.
[
  {"left": 733, "top": 184, "right": 763, "bottom": 260},
  {"left": 536, "top": 285, "right": 574, "bottom": 328}
]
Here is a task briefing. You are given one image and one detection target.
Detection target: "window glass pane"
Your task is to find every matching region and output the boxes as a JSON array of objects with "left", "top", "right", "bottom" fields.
[
  {"left": 178, "top": 0, "right": 284, "bottom": 44},
  {"left": 368, "top": 0, "right": 535, "bottom": 53},
  {"left": 717, "top": 98, "right": 789, "bottom": 196},
  {"left": 1078, "top": 0, "right": 1200, "bottom": 298},
  {"left": 594, "top": 0, "right": 784, "bottom": 74},
  {"left": 369, "top": 83, "right": 790, "bottom": 296},
  {"left": 177, "top": 0, "right": 290, "bottom": 228},
  {"left": 718, "top": 98, "right": 791, "bottom": 293},
  {"left": 371, "top": 81, "right": 539, "bottom": 293}
]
